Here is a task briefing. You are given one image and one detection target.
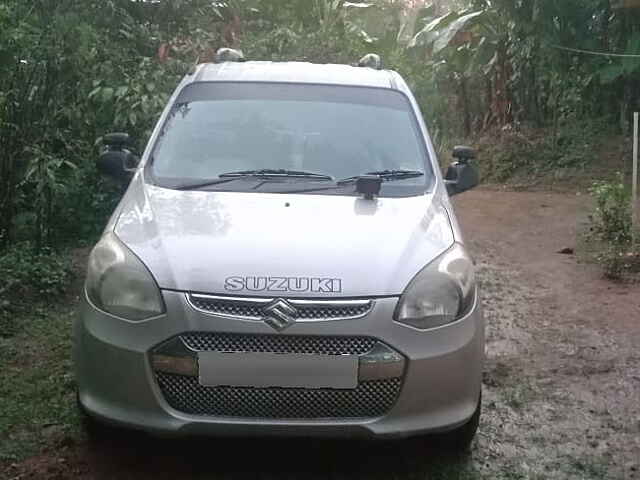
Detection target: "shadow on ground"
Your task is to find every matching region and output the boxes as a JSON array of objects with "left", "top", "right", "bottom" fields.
[{"left": 60, "top": 431, "right": 478, "bottom": 479}]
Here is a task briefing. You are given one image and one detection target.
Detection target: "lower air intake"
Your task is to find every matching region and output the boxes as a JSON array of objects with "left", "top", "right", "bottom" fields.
[{"left": 156, "top": 373, "right": 401, "bottom": 419}]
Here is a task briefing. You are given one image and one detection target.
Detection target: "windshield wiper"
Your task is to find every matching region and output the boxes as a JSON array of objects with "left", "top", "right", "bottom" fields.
[
  {"left": 220, "top": 169, "right": 333, "bottom": 180},
  {"left": 337, "top": 170, "right": 425, "bottom": 184},
  {"left": 284, "top": 170, "right": 426, "bottom": 195},
  {"left": 171, "top": 169, "right": 333, "bottom": 191},
  {"left": 172, "top": 176, "right": 256, "bottom": 191}
]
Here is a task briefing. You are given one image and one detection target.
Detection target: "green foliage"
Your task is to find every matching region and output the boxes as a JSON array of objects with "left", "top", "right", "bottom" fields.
[
  {"left": 0, "top": 0, "right": 211, "bottom": 251},
  {"left": 592, "top": 243, "right": 639, "bottom": 280},
  {"left": 0, "top": 244, "right": 72, "bottom": 336},
  {"left": 476, "top": 121, "right": 603, "bottom": 182},
  {"left": 587, "top": 175, "right": 639, "bottom": 279},
  {"left": 590, "top": 175, "right": 632, "bottom": 245},
  {"left": 397, "top": 0, "right": 640, "bottom": 140},
  {"left": 0, "top": 305, "right": 78, "bottom": 462},
  {"left": 22, "top": 145, "right": 78, "bottom": 248},
  {"left": 89, "top": 57, "right": 176, "bottom": 143}
]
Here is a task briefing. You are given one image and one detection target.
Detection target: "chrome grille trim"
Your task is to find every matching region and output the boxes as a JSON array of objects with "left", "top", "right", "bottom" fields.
[
  {"left": 156, "top": 373, "right": 402, "bottom": 419},
  {"left": 187, "top": 293, "right": 374, "bottom": 321}
]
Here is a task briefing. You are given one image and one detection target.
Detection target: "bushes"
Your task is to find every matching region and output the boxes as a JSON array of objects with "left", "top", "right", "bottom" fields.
[
  {"left": 0, "top": 245, "right": 71, "bottom": 298},
  {"left": 474, "top": 121, "right": 606, "bottom": 184},
  {"left": 0, "top": 0, "right": 214, "bottom": 251},
  {"left": 0, "top": 244, "right": 72, "bottom": 336},
  {"left": 586, "top": 175, "right": 639, "bottom": 279},
  {"left": 589, "top": 177, "right": 633, "bottom": 245}
]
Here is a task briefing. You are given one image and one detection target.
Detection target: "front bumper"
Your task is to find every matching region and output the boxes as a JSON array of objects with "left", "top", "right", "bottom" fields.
[{"left": 74, "top": 290, "right": 484, "bottom": 439}]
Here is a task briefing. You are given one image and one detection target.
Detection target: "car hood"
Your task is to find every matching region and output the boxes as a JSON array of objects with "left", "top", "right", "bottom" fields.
[{"left": 113, "top": 176, "right": 454, "bottom": 298}]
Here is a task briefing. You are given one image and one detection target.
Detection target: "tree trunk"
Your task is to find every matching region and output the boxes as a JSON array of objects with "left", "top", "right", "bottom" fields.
[{"left": 460, "top": 77, "right": 472, "bottom": 137}]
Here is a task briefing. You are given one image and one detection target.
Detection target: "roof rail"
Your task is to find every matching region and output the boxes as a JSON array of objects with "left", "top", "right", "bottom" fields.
[
  {"left": 357, "top": 53, "right": 382, "bottom": 70},
  {"left": 214, "top": 48, "right": 245, "bottom": 63}
]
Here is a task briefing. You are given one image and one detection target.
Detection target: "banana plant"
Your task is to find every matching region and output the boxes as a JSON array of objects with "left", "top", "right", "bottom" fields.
[
  {"left": 408, "top": 6, "right": 512, "bottom": 134},
  {"left": 313, "top": 0, "right": 375, "bottom": 42}
]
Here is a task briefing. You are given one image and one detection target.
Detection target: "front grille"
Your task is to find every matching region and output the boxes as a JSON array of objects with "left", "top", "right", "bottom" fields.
[
  {"left": 181, "top": 332, "right": 376, "bottom": 356},
  {"left": 188, "top": 294, "right": 372, "bottom": 321},
  {"left": 152, "top": 333, "right": 404, "bottom": 420},
  {"left": 157, "top": 373, "right": 402, "bottom": 419},
  {"left": 190, "top": 296, "right": 263, "bottom": 318}
]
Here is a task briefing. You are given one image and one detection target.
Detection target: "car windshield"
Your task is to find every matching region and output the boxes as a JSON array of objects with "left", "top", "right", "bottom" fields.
[{"left": 150, "top": 82, "right": 432, "bottom": 196}]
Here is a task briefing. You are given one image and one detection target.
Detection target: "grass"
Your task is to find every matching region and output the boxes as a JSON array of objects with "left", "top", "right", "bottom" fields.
[{"left": 0, "top": 303, "right": 81, "bottom": 462}]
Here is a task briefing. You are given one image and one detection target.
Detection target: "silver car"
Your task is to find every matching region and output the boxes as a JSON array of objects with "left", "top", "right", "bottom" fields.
[{"left": 75, "top": 51, "right": 484, "bottom": 450}]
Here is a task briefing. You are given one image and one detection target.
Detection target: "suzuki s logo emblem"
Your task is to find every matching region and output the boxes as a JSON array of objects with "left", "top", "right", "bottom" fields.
[{"left": 262, "top": 299, "right": 298, "bottom": 332}]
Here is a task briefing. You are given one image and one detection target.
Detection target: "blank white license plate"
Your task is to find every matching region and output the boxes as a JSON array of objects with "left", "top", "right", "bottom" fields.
[{"left": 198, "top": 351, "right": 358, "bottom": 389}]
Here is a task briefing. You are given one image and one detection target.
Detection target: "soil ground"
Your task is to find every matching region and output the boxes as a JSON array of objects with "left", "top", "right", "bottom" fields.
[{"left": 2, "top": 188, "right": 639, "bottom": 479}]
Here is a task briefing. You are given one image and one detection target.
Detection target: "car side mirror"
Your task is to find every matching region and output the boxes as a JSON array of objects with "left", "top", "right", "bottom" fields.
[
  {"left": 97, "top": 133, "right": 140, "bottom": 181},
  {"left": 452, "top": 145, "right": 475, "bottom": 162},
  {"left": 445, "top": 145, "right": 479, "bottom": 196}
]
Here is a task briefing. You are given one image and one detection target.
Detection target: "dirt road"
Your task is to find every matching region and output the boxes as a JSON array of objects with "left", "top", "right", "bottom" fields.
[
  {"left": 458, "top": 189, "right": 640, "bottom": 479},
  {"left": 4, "top": 189, "right": 640, "bottom": 479}
]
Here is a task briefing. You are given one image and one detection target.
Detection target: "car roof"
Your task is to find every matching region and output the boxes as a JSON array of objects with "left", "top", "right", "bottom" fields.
[{"left": 193, "top": 61, "right": 400, "bottom": 90}]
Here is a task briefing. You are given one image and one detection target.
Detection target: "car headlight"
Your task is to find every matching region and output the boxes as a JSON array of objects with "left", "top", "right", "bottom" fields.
[
  {"left": 394, "top": 243, "right": 475, "bottom": 330},
  {"left": 85, "top": 232, "right": 165, "bottom": 321}
]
